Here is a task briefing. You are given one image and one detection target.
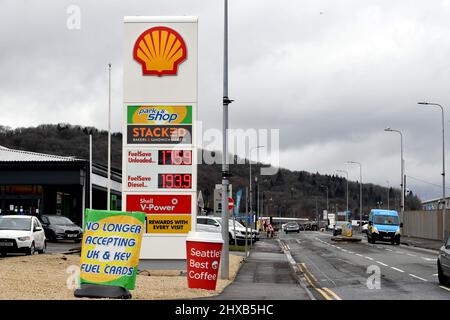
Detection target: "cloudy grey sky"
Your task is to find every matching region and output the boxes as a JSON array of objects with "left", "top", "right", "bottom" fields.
[{"left": 2, "top": 0, "right": 450, "bottom": 200}]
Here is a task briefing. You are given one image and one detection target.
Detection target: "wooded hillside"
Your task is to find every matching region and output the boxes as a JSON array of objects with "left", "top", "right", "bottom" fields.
[{"left": 0, "top": 124, "right": 422, "bottom": 219}]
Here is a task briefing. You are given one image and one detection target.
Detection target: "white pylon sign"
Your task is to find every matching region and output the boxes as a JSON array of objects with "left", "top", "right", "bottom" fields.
[{"left": 123, "top": 16, "right": 198, "bottom": 260}]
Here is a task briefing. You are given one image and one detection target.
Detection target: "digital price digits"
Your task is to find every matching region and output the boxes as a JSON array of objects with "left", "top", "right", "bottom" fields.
[
  {"left": 158, "top": 174, "right": 192, "bottom": 189},
  {"left": 158, "top": 150, "right": 192, "bottom": 165}
]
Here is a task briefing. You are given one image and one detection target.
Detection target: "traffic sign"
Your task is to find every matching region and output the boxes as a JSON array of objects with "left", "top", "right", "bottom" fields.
[{"left": 228, "top": 197, "right": 234, "bottom": 210}]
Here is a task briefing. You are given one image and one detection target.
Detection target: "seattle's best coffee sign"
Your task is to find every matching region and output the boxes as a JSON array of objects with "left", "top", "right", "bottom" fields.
[{"left": 123, "top": 17, "right": 198, "bottom": 260}]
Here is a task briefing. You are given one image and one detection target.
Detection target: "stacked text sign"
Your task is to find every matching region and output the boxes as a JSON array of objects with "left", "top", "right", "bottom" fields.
[{"left": 123, "top": 16, "right": 198, "bottom": 260}]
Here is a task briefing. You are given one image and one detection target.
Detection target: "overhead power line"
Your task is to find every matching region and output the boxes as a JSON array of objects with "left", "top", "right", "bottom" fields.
[{"left": 406, "top": 175, "right": 450, "bottom": 191}]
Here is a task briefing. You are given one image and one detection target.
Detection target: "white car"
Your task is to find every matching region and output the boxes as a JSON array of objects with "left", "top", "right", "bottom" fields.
[
  {"left": 362, "top": 223, "right": 369, "bottom": 234},
  {"left": 0, "top": 215, "right": 46, "bottom": 256},
  {"left": 196, "top": 216, "right": 259, "bottom": 244}
]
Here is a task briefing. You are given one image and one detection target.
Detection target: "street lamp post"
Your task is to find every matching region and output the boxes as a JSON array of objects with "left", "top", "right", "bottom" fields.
[
  {"left": 386, "top": 180, "right": 390, "bottom": 210},
  {"left": 337, "top": 169, "right": 349, "bottom": 212},
  {"left": 221, "top": 0, "right": 233, "bottom": 280},
  {"left": 255, "top": 176, "right": 259, "bottom": 231},
  {"left": 107, "top": 63, "right": 111, "bottom": 211},
  {"left": 249, "top": 145, "right": 264, "bottom": 231},
  {"left": 319, "top": 185, "right": 328, "bottom": 230},
  {"left": 384, "top": 127, "right": 404, "bottom": 216},
  {"left": 320, "top": 185, "right": 329, "bottom": 212},
  {"left": 418, "top": 102, "right": 448, "bottom": 239},
  {"left": 348, "top": 161, "right": 363, "bottom": 230}
]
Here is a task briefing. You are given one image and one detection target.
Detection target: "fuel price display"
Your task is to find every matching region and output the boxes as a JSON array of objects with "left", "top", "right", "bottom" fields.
[
  {"left": 158, "top": 150, "right": 192, "bottom": 165},
  {"left": 126, "top": 148, "right": 194, "bottom": 191},
  {"left": 158, "top": 173, "right": 192, "bottom": 189}
]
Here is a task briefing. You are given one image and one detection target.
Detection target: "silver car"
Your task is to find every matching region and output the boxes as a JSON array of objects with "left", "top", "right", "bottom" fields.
[
  {"left": 438, "top": 236, "right": 450, "bottom": 285},
  {"left": 284, "top": 222, "right": 300, "bottom": 234}
]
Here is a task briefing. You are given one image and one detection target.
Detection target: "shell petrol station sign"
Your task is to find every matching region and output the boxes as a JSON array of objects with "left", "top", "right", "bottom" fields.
[{"left": 123, "top": 17, "right": 198, "bottom": 260}]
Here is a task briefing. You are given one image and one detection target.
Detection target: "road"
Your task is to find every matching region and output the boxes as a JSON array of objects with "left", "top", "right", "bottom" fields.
[
  {"left": 278, "top": 231, "right": 450, "bottom": 300},
  {"left": 0, "top": 241, "right": 80, "bottom": 257},
  {"left": 45, "top": 240, "right": 81, "bottom": 254}
]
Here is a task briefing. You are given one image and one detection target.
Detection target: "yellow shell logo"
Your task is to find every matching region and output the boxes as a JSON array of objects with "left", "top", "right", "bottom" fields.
[{"left": 133, "top": 26, "right": 187, "bottom": 76}]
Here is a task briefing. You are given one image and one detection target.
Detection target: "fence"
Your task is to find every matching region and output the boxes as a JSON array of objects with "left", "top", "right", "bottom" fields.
[{"left": 400, "top": 210, "right": 448, "bottom": 241}]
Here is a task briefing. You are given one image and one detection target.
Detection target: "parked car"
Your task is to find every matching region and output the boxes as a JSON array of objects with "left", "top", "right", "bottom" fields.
[
  {"left": 39, "top": 215, "right": 83, "bottom": 242},
  {"left": 362, "top": 223, "right": 369, "bottom": 234},
  {"left": 0, "top": 215, "right": 46, "bottom": 256},
  {"left": 284, "top": 222, "right": 300, "bottom": 234},
  {"left": 367, "top": 209, "right": 402, "bottom": 245},
  {"left": 438, "top": 236, "right": 450, "bottom": 285},
  {"left": 196, "top": 216, "right": 259, "bottom": 244}
]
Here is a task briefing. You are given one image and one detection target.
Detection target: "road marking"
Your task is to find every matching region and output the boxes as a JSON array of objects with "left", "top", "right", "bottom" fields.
[
  {"left": 316, "top": 288, "right": 332, "bottom": 300},
  {"left": 433, "top": 274, "right": 438, "bottom": 277},
  {"left": 302, "top": 254, "right": 338, "bottom": 287},
  {"left": 323, "top": 287, "right": 342, "bottom": 300},
  {"left": 356, "top": 253, "right": 363, "bottom": 257},
  {"left": 302, "top": 270, "right": 315, "bottom": 286},
  {"left": 276, "top": 239, "right": 316, "bottom": 301},
  {"left": 421, "top": 257, "right": 436, "bottom": 262},
  {"left": 300, "top": 263, "right": 318, "bottom": 282},
  {"left": 409, "top": 274, "right": 428, "bottom": 282},
  {"left": 287, "top": 245, "right": 291, "bottom": 250},
  {"left": 440, "top": 286, "right": 450, "bottom": 292},
  {"left": 364, "top": 256, "right": 374, "bottom": 261},
  {"left": 347, "top": 251, "right": 355, "bottom": 254},
  {"left": 391, "top": 267, "right": 405, "bottom": 273},
  {"left": 385, "top": 248, "right": 393, "bottom": 252},
  {"left": 376, "top": 261, "right": 388, "bottom": 266},
  {"left": 341, "top": 249, "right": 349, "bottom": 253},
  {"left": 407, "top": 253, "right": 417, "bottom": 257},
  {"left": 300, "top": 265, "right": 335, "bottom": 300}
]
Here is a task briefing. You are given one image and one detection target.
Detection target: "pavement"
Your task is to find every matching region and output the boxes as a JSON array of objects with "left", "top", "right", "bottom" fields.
[
  {"left": 401, "top": 235, "right": 444, "bottom": 251},
  {"left": 210, "top": 237, "right": 311, "bottom": 300}
]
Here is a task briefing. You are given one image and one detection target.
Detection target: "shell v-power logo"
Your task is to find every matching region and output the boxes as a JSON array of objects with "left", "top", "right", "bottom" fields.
[{"left": 133, "top": 26, "right": 187, "bottom": 76}]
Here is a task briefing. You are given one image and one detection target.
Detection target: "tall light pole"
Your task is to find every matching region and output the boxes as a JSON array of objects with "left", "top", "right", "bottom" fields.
[
  {"left": 249, "top": 145, "right": 264, "bottom": 230},
  {"left": 337, "top": 169, "right": 349, "bottom": 212},
  {"left": 386, "top": 180, "right": 390, "bottom": 210},
  {"left": 319, "top": 185, "right": 328, "bottom": 230},
  {"left": 348, "top": 161, "right": 362, "bottom": 230},
  {"left": 384, "top": 127, "right": 404, "bottom": 216},
  {"left": 89, "top": 134, "right": 93, "bottom": 209},
  {"left": 418, "top": 102, "right": 448, "bottom": 239},
  {"left": 107, "top": 63, "right": 111, "bottom": 211},
  {"left": 320, "top": 184, "right": 329, "bottom": 212},
  {"left": 221, "top": 0, "right": 233, "bottom": 280}
]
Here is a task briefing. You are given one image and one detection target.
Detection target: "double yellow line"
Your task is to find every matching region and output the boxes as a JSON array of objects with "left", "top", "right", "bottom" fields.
[{"left": 298, "top": 263, "right": 342, "bottom": 300}]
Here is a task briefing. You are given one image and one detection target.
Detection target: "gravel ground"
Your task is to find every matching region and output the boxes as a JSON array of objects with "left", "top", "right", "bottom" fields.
[{"left": 0, "top": 253, "right": 244, "bottom": 300}]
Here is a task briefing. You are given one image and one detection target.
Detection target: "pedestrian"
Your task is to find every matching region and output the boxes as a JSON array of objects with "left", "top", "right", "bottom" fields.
[{"left": 267, "top": 224, "right": 274, "bottom": 238}]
